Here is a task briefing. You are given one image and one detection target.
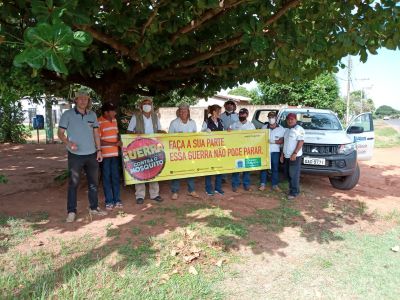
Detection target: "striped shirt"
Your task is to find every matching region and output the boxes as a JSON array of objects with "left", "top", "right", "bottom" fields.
[{"left": 98, "top": 116, "right": 119, "bottom": 158}]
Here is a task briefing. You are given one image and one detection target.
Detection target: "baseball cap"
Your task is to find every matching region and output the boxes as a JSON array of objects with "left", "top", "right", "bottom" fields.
[
  {"left": 286, "top": 113, "right": 297, "bottom": 120},
  {"left": 101, "top": 102, "right": 117, "bottom": 113},
  {"left": 239, "top": 108, "right": 249, "bottom": 115}
]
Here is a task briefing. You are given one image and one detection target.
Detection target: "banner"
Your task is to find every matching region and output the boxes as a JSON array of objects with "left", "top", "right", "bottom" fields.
[{"left": 121, "top": 130, "right": 270, "bottom": 185}]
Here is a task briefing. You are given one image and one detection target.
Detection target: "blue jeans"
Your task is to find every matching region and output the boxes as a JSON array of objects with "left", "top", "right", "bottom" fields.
[
  {"left": 171, "top": 178, "right": 195, "bottom": 193},
  {"left": 205, "top": 175, "right": 223, "bottom": 193},
  {"left": 284, "top": 156, "right": 302, "bottom": 196},
  {"left": 67, "top": 152, "right": 99, "bottom": 213},
  {"left": 232, "top": 172, "right": 250, "bottom": 189},
  {"left": 260, "top": 152, "right": 281, "bottom": 186},
  {"left": 102, "top": 156, "right": 121, "bottom": 205}
]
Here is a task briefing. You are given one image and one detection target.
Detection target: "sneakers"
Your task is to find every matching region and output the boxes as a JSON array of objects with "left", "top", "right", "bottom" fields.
[
  {"left": 89, "top": 207, "right": 107, "bottom": 216},
  {"left": 188, "top": 191, "right": 200, "bottom": 198},
  {"left": 105, "top": 204, "right": 114, "bottom": 210},
  {"left": 66, "top": 212, "right": 76, "bottom": 223},
  {"left": 232, "top": 187, "right": 238, "bottom": 193},
  {"left": 258, "top": 185, "right": 266, "bottom": 191},
  {"left": 136, "top": 198, "right": 144, "bottom": 204},
  {"left": 206, "top": 191, "right": 215, "bottom": 196},
  {"left": 171, "top": 193, "right": 178, "bottom": 200},
  {"left": 151, "top": 196, "right": 163, "bottom": 202},
  {"left": 115, "top": 202, "right": 123, "bottom": 208},
  {"left": 244, "top": 187, "right": 253, "bottom": 192},
  {"left": 287, "top": 194, "right": 297, "bottom": 200},
  {"left": 215, "top": 190, "right": 225, "bottom": 195},
  {"left": 272, "top": 185, "right": 282, "bottom": 192}
]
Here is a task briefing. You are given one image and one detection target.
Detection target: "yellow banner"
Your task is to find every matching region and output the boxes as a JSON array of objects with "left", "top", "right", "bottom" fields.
[{"left": 121, "top": 130, "right": 270, "bottom": 185}]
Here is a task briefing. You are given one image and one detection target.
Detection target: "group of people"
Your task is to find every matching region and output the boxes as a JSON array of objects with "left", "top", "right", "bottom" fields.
[{"left": 58, "top": 92, "right": 304, "bottom": 223}]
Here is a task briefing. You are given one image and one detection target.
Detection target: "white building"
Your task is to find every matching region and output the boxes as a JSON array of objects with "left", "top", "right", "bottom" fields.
[
  {"left": 192, "top": 94, "right": 252, "bottom": 107},
  {"left": 20, "top": 97, "right": 71, "bottom": 127}
]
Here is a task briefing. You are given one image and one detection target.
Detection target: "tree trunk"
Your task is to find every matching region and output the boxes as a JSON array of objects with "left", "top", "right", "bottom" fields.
[
  {"left": 45, "top": 95, "right": 54, "bottom": 144},
  {"left": 96, "top": 83, "right": 124, "bottom": 105}
]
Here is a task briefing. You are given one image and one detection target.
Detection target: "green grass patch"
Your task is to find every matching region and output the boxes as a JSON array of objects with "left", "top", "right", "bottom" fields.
[
  {"left": 54, "top": 169, "right": 69, "bottom": 183},
  {"left": 375, "top": 121, "right": 400, "bottom": 148},
  {"left": 0, "top": 215, "right": 34, "bottom": 252},
  {"left": 265, "top": 227, "right": 400, "bottom": 299},
  {"left": 245, "top": 200, "right": 301, "bottom": 232},
  {"left": 0, "top": 174, "right": 8, "bottom": 184}
]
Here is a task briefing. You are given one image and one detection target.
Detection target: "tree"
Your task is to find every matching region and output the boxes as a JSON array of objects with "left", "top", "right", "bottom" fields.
[
  {"left": 375, "top": 105, "right": 400, "bottom": 117},
  {"left": 349, "top": 90, "right": 375, "bottom": 116},
  {"left": 228, "top": 86, "right": 258, "bottom": 101},
  {"left": 1, "top": 1, "right": 398, "bottom": 105},
  {"left": 255, "top": 73, "right": 346, "bottom": 117}
]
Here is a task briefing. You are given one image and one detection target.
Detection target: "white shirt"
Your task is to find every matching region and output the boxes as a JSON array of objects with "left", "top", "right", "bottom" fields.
[
  {"left": 261, "top": 124, "right": 286, "bottom": 153},
  {"left": 127, "top": 114, "right": 161, "bottom": 134},
  {"left": 283, "top": 124, "right": 305, "bottom": 158},
  {"left": 220, "top": 111, "right": 239, "bottom": 130},
  {"left": 168, "top": 118, "right": 197, "bottom": 133},
  {"left": 230, "top": 120, "right": 256, "bottom": 131}
]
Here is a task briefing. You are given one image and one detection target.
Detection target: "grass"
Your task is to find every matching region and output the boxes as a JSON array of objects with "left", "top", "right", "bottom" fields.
[
  {"left": 0, "top": 215, "right": 34, "bottom": 252},
  {"left": 244, "top": 199, "right": 301, "bottom": 232},
  {"left": 0, "top": 174, "right": 8, "bottom": 184},
  {"left": 264, "top": 227, "right": 400, "bottom": 299},
  {"left": 54, "top": 169, "right": 69, "bottom": 183},
  {"left": 375, "top": 120, "right": 400, "bottom": 148},
  {"left": 0, "top": 205, "right": 243, "bottom": 299}
]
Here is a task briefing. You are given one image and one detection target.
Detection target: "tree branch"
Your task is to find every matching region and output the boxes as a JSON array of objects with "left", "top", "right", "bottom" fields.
[
  {"left": 265, "top": 0, "right": 302, "bottom": 26},
  {"left": 175, "top": 35, "right": 243, "bottom": 68},
  {"left": 170, "top": 0, "right": 246, "bottom": 44},
  {"left": 140, "top": 0, "right": 166, "bottom": 38},
  {"left": 74, "top": 24, "right": 139, "bottom": 61}
]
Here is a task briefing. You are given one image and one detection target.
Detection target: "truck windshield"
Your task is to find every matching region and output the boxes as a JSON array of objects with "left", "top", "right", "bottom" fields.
[{"left": 279, "top": 111, "right": 343, "bottom": 130}]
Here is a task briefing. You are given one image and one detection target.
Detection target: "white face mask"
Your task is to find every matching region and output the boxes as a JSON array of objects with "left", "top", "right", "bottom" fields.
[
  {"left": 269, "top": 118, "right": 276, "bottom": 125},
  {"left": 142, "top": 104, "right": 152, "bottom": 113}
]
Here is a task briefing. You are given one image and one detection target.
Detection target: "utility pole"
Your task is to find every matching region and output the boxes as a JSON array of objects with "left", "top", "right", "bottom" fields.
[{"left": 346, "top": 56, "right": 352, "bottom": 125}]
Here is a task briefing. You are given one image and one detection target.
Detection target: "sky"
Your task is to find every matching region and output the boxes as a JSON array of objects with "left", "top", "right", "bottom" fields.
[
  {"left": 222, "top": 48, "right": 400, "bottom": 111},
  {"left": 336, "top": 49, "right": 400, "bottom": 111}
]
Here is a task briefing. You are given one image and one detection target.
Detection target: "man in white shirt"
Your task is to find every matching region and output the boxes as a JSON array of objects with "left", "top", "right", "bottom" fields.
[
  {"left": 220, "top": 100, "right": 239, "bottom": 130},
  {"left": 230, "top": 108, "right": 255, "bottom": 192},
  {"left": 168, "top": 103, "right": 200, "bottom": 200},
  {"left": 259, "top": 111, "right": 285, "bottom": 192},
  {"left": 127, "top": 98, "right": 163, "bottom": 204},
  {"left": 280, "top": 113, "right": 305, "bottom": 199}
]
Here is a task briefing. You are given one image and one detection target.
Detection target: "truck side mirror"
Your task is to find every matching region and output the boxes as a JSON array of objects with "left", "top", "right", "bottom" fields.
[{"left": 347, "top": 126, "right": 364, "bottom": 134}]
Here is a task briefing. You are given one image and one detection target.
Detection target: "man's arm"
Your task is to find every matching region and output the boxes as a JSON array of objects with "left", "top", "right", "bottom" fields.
[
  {"left": 93, "top": 128, "right": 103, "bottom": 162},
  {"left": 58, "top": 128, "right": 76, "bottom": 150},
  {"left": 290, "top": 140, "right": 304, "bottom": 161}
]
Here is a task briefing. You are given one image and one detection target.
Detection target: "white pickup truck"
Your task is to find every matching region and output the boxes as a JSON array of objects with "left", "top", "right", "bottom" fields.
[{"left": 252, "top": 108, "right": 374, "bottom": 190}]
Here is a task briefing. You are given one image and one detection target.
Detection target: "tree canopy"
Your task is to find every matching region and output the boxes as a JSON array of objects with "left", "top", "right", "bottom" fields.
[
  {"left": 1, "top": 0, "right": 399, "bottom": 104},
  {"left": 375, "top": 105, "right": 400, "bottom": 116}
]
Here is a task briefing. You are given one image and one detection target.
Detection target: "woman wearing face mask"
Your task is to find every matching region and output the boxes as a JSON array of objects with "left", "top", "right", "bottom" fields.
[
  {"left": 201, "top": 104, "right": 225, "bottom": 196},
  {"left": 259, "top": 111, "right": 285, "bottom": 191},
  {"left": 230, "top": 108, "right": 256, "bottom": 192}
]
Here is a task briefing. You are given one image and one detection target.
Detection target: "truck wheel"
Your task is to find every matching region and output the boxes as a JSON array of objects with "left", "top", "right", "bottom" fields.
[{"left": 329, "top": 164, "right": 360, "bottom": 190}]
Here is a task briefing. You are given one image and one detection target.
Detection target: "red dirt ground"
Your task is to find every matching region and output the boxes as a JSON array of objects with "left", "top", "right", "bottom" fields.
[{"left": 0, "top": 143, "right": 399, "bottom": 254}]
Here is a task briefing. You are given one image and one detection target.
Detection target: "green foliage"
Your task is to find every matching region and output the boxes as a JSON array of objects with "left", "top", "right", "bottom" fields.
[
  {"left": 349, "top": 90, "right": 375, "bottom": 115},
  {"left": 0, "top": 174, "right": 8, "bottom": 184},
  {"left": 375, "top": 105, "right": 400, "bottom": 117},
  {"left": 255, "top": 73, "right": 345, "bottom": 118},
  {"left": 228, "top": 86, "right": 258, "bottom": 101},
  {"left": 1, "top": 1, "right": 399, "bottom": 103},
  {"left": 0, "top": 100, "right": 31, "bottom": 143}
]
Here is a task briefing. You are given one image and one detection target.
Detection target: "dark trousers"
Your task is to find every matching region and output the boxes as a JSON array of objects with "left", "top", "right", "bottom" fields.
[
  {"left": 67, "top": 152, "right": 99, "bottom": 213},
  {"left": 284, "top": 156, "right": 302, "bottom": 196},
  {"left": 102, "top": 156, "right": 121, "bottom": 205},
  {"left": 205, "top": 174, "right": 223, "bottom": 193}
]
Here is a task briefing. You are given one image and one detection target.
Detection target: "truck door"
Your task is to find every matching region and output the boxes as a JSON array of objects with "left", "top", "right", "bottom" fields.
[{"left": 347, "top": 112, "right": 374, "bottom": 161}]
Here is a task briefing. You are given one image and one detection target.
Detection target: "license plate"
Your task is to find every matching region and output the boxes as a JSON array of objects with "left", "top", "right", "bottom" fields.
[{"left": 303, "top": 157, "right": 326, "bottom": 165}]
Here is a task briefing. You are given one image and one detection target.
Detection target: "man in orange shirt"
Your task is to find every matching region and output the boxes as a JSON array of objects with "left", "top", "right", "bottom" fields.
[{"left": 98, "top": 102, "right": 123, "bottom": 210}]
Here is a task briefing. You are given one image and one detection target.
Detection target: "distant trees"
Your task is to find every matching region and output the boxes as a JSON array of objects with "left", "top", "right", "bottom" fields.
[
  {"left": 375, "top": 105, "right": 400, "bottom": 117},
  {"left": 228, "top": 73, "right": 346, "bottom": 119}
]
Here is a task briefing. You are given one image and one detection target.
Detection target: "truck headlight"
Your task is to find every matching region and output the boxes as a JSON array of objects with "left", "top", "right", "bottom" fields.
[{"left": 338, "top": 143, "right": 356, "bottom": 155}]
